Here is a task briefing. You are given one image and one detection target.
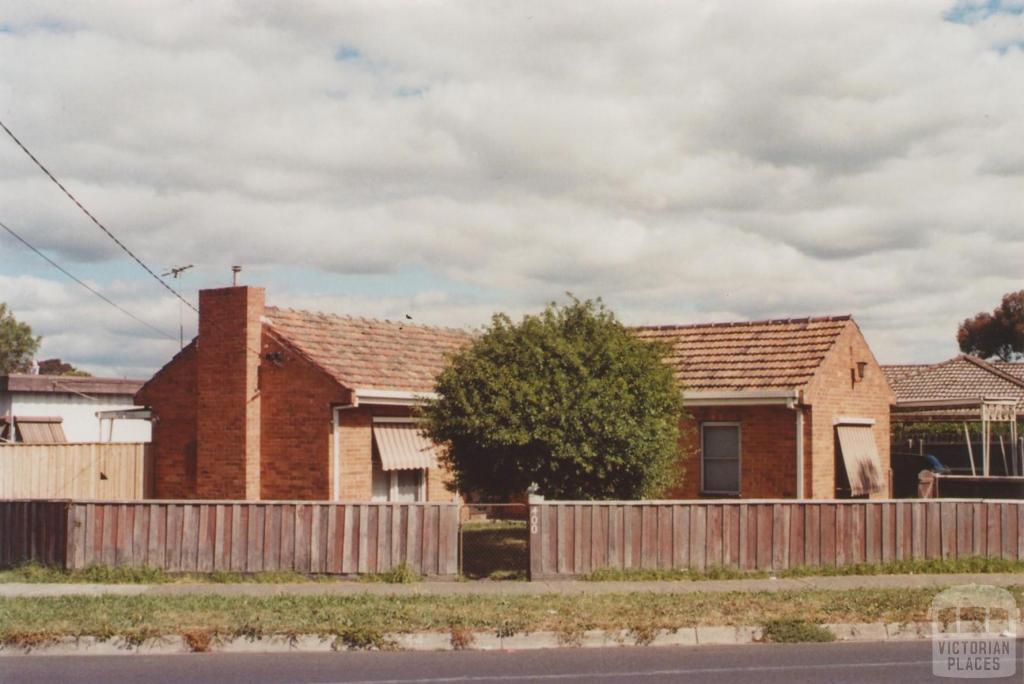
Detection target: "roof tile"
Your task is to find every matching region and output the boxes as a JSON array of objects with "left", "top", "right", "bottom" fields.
[
  {"left": 264, "top": 307, "right": 474, "bottom": 393},
  {"left": 632, "top": 315, "right": 851, "bottom": 391}
]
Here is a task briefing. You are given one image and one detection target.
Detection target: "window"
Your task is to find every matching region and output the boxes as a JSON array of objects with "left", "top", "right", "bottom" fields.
[
  {"left": 370, "top": 445, "right": 426, "bottom": 502},
  {"left": 701, "top": 423, "right": 740, "bottom": 495}
]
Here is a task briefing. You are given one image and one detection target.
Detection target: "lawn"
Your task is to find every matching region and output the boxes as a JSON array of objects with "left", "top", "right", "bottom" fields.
[{"left": 459, "top": 520, "right": 529, "bottom": 580}]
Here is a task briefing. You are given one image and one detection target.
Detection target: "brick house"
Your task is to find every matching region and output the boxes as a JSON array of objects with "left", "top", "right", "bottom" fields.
[
  {"left": 135, "top": 286, "right": 472, "bottom": 502},
  {"left": 634, "top": 316, "right": 895, "bottom": 499}
]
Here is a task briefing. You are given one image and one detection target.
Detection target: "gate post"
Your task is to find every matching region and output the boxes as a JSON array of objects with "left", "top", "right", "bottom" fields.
[{"left": 528, "top": 493, "right": 544, "bottom": 580}]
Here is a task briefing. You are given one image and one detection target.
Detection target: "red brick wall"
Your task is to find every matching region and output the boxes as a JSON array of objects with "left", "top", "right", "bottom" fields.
[
  {"left": 670, "top": 405, "right": 800, "bottom": 499},
  {"left": 139, "top": 285, "right": 457, "bottom": 503},
  {"left": 259, "top": 334, "right": 351, "bottom": 500},
  {"left": 195, "top": 287, "right": 264, "bottom": 500},
  {"left": 803, "top": 321, "right": 896, "bottom": 499},
  {"left": 135, "top": 343, "right": 198, "bottom": 499}
]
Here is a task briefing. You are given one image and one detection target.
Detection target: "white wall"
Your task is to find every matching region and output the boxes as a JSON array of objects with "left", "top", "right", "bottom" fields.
[{"left": 7, "top": 392, "right": 151, "bottom": 443}]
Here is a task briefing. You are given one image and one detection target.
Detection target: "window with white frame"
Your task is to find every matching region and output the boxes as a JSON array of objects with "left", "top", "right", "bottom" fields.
[
  {"left": 370, "top": 448, "right": 426, "bottom": 502},
  {"left": 701, "top": 423, "right": 741, "bottom": 495}
]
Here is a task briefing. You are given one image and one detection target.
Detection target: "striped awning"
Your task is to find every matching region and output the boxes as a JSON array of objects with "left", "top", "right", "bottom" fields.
[
  {"left": 836, "top": 424, "right": 883, "bottom": 496},
  {"left": 372, "top": 422, "right": 440, "bottom": 471}
]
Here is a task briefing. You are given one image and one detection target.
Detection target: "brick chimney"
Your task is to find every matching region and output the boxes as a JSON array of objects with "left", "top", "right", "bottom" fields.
[{"left": 195, "top": 286, "right": 264, "bottom": 500}]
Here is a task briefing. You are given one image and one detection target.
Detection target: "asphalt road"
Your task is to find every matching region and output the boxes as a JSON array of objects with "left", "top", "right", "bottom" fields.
[{"left": 1, "top": 641, "right": 1019, "bottom": 684}]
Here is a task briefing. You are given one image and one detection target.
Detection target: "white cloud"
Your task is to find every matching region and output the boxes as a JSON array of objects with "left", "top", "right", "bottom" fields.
[{"left": 0, "top": 0, "right": 1022, "bottom": 375}]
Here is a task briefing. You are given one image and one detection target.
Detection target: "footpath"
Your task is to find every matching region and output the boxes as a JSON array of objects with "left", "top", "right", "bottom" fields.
[{"left": 1, "top": 571, "right": 1023, "bottom": 597}]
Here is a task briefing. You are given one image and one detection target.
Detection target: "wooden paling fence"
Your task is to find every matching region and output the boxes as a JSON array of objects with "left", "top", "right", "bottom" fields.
[
  {"left": 528, "top": 499, "right": 1024, "bottom": 579},
  {"left": 0, "top": 500, "right": 460, "bottom": 577},
  {"left": 0, "top": 443, "right": 152, "bottom": 500}
]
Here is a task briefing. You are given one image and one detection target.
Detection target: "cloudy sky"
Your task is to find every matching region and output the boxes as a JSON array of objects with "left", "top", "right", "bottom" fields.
[{"left": 1, "top": 0, "right": 1022, "bottom": 377}]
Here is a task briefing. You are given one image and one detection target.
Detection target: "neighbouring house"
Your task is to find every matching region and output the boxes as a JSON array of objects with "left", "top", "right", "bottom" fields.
[
  {"left": 0, "top": 374, "right": 149, "bottom": 443},
  {"left": 634, "top": 316, "right": 895, "bottom": 499},
  {"left": 883, "top": 354, "right": 1024, "bottom": 492},
  {"left": 135, "top": 286, "right": 472, "bottom": 502}
]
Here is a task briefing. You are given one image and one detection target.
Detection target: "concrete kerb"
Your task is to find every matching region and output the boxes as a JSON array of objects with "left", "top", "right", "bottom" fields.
[{"left": 0, "top": 622, "right": 948, "bottom": 656}]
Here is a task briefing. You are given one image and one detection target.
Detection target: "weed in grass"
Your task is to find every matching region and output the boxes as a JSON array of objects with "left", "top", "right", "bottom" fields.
[
  {"left": 2, "top": 631, "right": 57, "bottom": 650},
  {"left": 449, "top": 624, "right": 474, "bottom": 650},
  {"left": 333, "top": 626, "right": 396, "bottom": 651},
  {"left": 761, "top": 619, "right": 835, "bottom": 643},
  {"left": 628, "top": 624, "right": 658, "bottom": 646},
  {"left": 583, "top": 567, "right": 692, "bottom": 582},
  {"left": 180, "top": 628, "right": 215, "bottom": 653},
  {"left": 555, "top": 621, "right": 591, "bottom": 647},
  {"left": 362, "top": 565, "right": 420, "bottom": 584}
]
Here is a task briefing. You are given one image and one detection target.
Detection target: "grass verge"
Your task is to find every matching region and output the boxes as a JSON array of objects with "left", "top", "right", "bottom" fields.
[
  {"left": 581, "top": 556, "right": 1024, "bottom": 582},
  {"left": 0, "top": 563, "right": 420, "bottom": 585},
  {"left": 2, "top": 586, "right": 1020, "bottom": 648}
]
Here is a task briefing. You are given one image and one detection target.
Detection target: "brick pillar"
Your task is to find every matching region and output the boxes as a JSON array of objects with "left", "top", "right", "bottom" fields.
[{"left": 196, "top": 286, "right": 264, "bottom": 499}]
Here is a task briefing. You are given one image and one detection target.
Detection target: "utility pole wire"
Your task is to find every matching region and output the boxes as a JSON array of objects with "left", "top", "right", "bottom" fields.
[
  {"left": 0, "top": 118, "right": 264, "bottom": 358},
  {"left": 0, "top": 219, "right": 177, "bottom": 341},
  {"left": 0, "top": 118, "right": 199, "bottom": 315}
]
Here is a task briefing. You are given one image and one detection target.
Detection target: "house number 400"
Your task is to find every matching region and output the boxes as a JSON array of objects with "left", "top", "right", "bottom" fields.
[{"left": 529, "top": 507, "right": 539, "bottom": 535}]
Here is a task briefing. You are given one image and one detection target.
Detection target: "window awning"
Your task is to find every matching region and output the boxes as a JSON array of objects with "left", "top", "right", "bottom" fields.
[
  {"left": 836, "top": 424, "right": 883, "bottom": 496},
  {"left": 3, "top": 416, "right": 68, "bottom": 444},
  {"left": 372, "top": 422, "right": 440, "bottom": 471}
]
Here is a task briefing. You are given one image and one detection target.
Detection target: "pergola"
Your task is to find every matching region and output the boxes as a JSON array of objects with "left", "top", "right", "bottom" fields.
[{"left": 891, "top": 397, "right": 1019, "bottom": 477}]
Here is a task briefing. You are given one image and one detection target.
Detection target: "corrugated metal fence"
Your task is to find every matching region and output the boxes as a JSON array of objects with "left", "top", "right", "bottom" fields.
[
  {"left": 529, "top": 499, "right": 1024, "bottom": 579},
  {"left": 0, "top": 443, "right": 151, "bottom": 499},
  {"left": 0, "top": 500, "right": 460, "bottom": 577}
]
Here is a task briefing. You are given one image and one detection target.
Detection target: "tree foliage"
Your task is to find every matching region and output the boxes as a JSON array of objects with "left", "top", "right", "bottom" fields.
[
  {"left": 0, "top": 303, "right": 40, "bottom": 374},
  {"left": 38, "top": 358, "right": 91, "bottom": 377},
  {"left": 421, "top": 297, "right": 685, "bottom": 500},
  {"left": 958, "top": 291, "right": 1024, "bottom": 361}
]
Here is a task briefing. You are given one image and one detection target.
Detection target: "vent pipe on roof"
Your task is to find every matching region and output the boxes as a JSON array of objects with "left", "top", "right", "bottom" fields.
[{"left": 231, "top": 265, "right": 242, "bottom": 286}]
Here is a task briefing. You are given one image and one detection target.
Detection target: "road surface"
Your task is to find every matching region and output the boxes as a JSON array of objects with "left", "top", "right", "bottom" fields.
[{"left": 1, "top": 641, "right": 1018, "bottom": 683}]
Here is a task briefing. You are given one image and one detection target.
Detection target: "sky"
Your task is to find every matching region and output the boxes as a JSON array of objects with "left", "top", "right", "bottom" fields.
[{"left": 0, "top": 0, "right": 1022, "bottom": 378}]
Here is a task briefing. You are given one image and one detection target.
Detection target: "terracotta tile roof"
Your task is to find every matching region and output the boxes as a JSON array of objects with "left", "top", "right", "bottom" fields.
[
  {"left": 881, "top": 364, "right": 931, "bottom": 387},
  {"left": 632, "top": 316, "right": 851, "bottom": 392},
  {"left": 264, "top": 307, "right": 474, "bottom": 393},
  {"left": 991, "top": 361, "right": 1024, "bottom": 382},
  {"left": 883, "top": 355, "right": 1024, "bottom": 407}
]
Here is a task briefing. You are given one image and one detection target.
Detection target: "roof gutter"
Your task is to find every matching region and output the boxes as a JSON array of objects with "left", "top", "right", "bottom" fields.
[
  {"left": 354, "top": 388, "right": 439, "bottom": 406},
  {"left": 682, "top": 389, "right": 801, "bottom": 407}
]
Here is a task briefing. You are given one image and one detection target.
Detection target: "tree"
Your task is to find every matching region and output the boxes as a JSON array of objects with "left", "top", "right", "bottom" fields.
[
  {"left": 958, "top": 291, "right": 1024, "bottom": 361},
  {"left": 0, "top": 303, "right": 40, "bottom": 374},
  {"left": 38, "top": 358, "right": 91, "bottom": 377},
  {"left": 422, "top": 297, "right": 685, "bottom": 500}
]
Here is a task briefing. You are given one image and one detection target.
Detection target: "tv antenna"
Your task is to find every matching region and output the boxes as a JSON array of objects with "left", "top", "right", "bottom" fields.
[{"left": 161, "top": 264, "right": 194, "bottom": 349}]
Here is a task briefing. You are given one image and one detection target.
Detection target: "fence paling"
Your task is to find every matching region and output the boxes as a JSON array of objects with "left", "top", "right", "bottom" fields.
[
  {"left": 527, "top": 500, "right": 1024, "bottom": 579},
  {"left": 0, "top": 500, "right": 460, "bottom": 577},
  {"left": 0, "top": 443, "right": 151, "bottom": 499}
]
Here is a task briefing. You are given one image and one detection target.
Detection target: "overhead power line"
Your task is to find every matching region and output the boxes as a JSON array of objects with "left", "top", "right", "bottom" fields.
[
  {"left": 0, "top": 118, "right": 265, "bottom": 358},
  {"left": 0, "top": 219, "right": 177, "bottom": 341},
  {"left": 0, "top": 118, "right": 199, "bottom": 316}
]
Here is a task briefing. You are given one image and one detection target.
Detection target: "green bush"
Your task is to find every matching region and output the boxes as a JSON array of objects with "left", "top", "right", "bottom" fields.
[{"left": 422, "top": 297, "right": 685, "bottom": 500}]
